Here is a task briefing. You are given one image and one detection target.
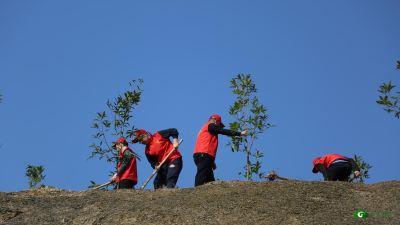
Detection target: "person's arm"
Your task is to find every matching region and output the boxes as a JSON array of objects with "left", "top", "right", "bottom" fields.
[
  {"left": 316, "top": 164, "right": 329, "bottom": 181},
  {"left": 158, "top": 128, "right": 179, "bottom": 139},
  {"left": 208, "top": 123, "right": 243, "bottom": 136},
  {"left": 347, "top": 158, "right": 360, "bottom": 171},
  {"left": 347, "top": 158, "right": 361, "bottom": 178},
  {"left": 158, "top": 128, "right": 179, "bottom": 148},
  {"left": 146, "top": 154, "right": 159, "bottom": 169}
]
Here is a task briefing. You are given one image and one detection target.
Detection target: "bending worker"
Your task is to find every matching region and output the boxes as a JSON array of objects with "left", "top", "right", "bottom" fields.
[
  {"left": 132, "top": 128, "right": 183, "bottom": 189},
  {"left": 194, "top": 115, "right": 247, "bottom": 186},
  {"left": 312, "top": 154, "right": 361, "bottom": 181},
  {"left": 110, "top": 138, "right": 138, "bottom": 189}
]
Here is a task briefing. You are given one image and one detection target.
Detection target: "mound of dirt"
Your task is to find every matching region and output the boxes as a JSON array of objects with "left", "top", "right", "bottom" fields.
[{"left": 1, "top": 180, "right": 398, "bottom": 224}]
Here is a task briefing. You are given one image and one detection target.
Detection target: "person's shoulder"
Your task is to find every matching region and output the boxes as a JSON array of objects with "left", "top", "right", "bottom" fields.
[
  {"left": 208, "top": 123, "right": 219, "bottom": 130},
  {"left": 208, "top": 123, "right": 218, "bottom": 127}
]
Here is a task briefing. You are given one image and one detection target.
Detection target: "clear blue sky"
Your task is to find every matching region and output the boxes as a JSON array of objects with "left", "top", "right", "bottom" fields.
[{"left": 0, "top": 1, "right": 399, "bottom": 191}]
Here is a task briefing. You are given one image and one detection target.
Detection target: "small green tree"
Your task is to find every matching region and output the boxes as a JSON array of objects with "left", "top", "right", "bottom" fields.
[
  {"left": 376, "top": 61, "right": 400, "bottom": 119},
  {"left": 352, "top": 155, "right": 372, "bottom": 183},
  {"left": 25, "top": 165, "right": 46, "bottom": 189},
  {"left": 249, "top": 149, "right": 265, "bottom": 181},
  {"left": 88, "top": 79, "right": 144, "bottom": 188},
  {"left": 227, "top": 74, "right": 274, "bottom": 181}
]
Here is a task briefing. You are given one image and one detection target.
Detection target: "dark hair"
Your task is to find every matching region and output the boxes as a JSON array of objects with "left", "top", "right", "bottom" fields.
[{"left": 116, "top": 141, "right": 128, "bottom": 147}]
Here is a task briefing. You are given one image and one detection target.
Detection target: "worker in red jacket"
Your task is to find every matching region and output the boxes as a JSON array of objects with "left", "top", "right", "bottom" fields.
[
  {"left": 194, "top": 115, "right": 247, "bottom": 186},
  {"left": 109, "top": 138, "right": 138, "bottom": 189},
  {"left": 132, "top": 128, "right": 182, "bottom": 189},
  {"left": 312, "top": 154, "right": 361, "bottom": 181}
]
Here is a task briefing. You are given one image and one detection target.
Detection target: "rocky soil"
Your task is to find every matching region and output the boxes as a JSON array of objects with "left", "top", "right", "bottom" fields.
[{"left": 1, "top": 180, "right": 399, "bottom": 224}]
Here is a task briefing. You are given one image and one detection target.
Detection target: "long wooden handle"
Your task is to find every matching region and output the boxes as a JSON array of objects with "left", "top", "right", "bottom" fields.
[
  {"left": 276, "top": 175, "right": 290, "bottom": 181},
  {"left": 140, "top": 139, "right": 183, "bottom": 190},
  {"left": 93, "top": 181, "right": 114, "bottom": 190}
]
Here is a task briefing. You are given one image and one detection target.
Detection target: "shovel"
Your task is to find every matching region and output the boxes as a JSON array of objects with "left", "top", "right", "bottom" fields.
[
  {"left": 93, "top": 181, "right": 113, "bottom": 190},
  {"left": 265, "top": 170, "right": 290, "bottom": 181},
  {"left": 348, "top": 177, "right": 357, "bottom": 182}
]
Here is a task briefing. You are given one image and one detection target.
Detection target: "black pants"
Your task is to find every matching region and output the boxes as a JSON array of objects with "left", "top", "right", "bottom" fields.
[
  {"left": 154, "top": 157, "right": 183, "bottom": 189},
  {"left": 194, "top": 153, "right": 215, "bottom": 187},
  {"left": 115, "top": 179, "right": 137, "bottom": 189},
  {"left": 327, "top": 162, "right": 352, "bottom": 181}
]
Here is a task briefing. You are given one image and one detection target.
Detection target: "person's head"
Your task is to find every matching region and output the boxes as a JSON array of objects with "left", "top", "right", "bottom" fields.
[
  {"left": 312, "top": 157, "right": 321, "bottom": 173},
  {"left": 132, "top": 129, "right": 151, "bottom": 145},
  {"left": 112, "top": 138, "right": 129, "bottom": 152},
  {"left": 209, "top": 115, "right": 225, "bottom": 128}
]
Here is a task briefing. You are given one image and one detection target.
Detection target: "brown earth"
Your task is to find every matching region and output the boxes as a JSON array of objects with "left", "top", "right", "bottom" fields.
[{"left": 0, "top": 180, "right": 398, "bottom": 224}]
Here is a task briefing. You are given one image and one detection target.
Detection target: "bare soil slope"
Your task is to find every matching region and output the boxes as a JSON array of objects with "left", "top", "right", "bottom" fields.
[{"left": 1, "top": 180, "right": 398, "bottom": 224}]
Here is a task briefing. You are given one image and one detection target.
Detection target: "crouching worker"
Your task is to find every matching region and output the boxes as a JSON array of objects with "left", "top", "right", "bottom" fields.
[
  {"left": 132, "top": 128, "right": 182, "bottom": 189},
  {"left": 110, "top": 138, "right": 138, "bottom": 189},
  {"left": 312, "top": 154, "right": 361, "bottom": 181}
]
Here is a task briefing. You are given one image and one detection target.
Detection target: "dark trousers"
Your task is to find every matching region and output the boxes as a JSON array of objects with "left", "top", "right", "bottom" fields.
[
  {"left": 327, "top": 162, "right": 352, "bottom": 181},
  {"left": 154, "top": 157, "right": 183, "bottom": 189},
  {"left": 115, "top": 179, "right": 137, "bottom": 189},
  {"left": 194, "top": 153, "right": 215, "bottom": 187}
]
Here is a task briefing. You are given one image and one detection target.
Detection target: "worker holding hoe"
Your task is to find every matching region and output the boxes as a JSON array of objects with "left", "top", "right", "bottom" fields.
[
  {"left": 312, "top": 154, "right": 361, "bottom": 181},
  {"left": 109, "top": 138, "right": 138, "bottom": 189},
  {"left": 133, "top": 128, "right": 183, "bottom": 189},
  {"left": 194, "top": 115, "right": 247, "bottom": 186}
]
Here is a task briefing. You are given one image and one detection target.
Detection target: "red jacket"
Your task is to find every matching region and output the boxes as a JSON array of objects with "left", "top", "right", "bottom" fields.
[
  {"left": 145, "top": 132, "right": 182, "bottom": 164},
  {"left": 316, "top": 154, "right": 348, "bottom": 169},
  {"left": 194, "top": 122, "right": 219, "bottom": 159},
  {"left": 117, "top": 148, "right": 137, "bottom": 182}
]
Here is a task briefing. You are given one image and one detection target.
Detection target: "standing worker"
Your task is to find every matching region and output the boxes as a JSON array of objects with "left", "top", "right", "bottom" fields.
[
  {"left": 110, "top": 138, "right": 138, "bottom": 189},
  {"left": 132, "top": 128, "right": 183, "bottom": 189},
  {"left": 312, "top": 154, "right": 361, "bottom": 181},
  {"left": 194, "top": 115, "right": 247, "bottom": 186}
]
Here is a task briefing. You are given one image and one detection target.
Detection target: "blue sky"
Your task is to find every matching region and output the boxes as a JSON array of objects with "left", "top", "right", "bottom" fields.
[{"left": 0, "top": 1, "right": 399, "bottom": 191}]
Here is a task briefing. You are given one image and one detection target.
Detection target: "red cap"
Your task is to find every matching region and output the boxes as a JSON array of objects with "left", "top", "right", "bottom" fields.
[
  {"left": 210, "top": 115, "right": 225, "bottom": 128},
  {"left": 312, "top": 157, "right": 321, "bottom": 173},
  {"left": 132, "top": 129, "right": 149, "bottom": 143},
  {"left": 111, "top": 138, "right": 129, "bottom": 149}
]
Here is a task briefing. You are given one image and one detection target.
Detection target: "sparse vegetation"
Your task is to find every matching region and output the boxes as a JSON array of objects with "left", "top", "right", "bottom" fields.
[
  {"left": 25, "top": 165, "right": 46, "bottom": 189},
  {"left": 352, "top": 154, "right": 372, "bottom": 183},
  {"left": 376, "top": 61, "right": 400, "bottom": 119},
  {"left": 227, "top": 74, "right": 274, "bottom": 181}
]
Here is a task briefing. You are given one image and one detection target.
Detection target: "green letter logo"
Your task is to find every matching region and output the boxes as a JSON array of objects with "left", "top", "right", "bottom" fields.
[{"left": 354, "top": 210, "right": 369, "bottom": 218}]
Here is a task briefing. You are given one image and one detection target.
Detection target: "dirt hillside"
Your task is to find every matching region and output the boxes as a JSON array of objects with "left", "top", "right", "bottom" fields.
[{"left": 1, "top": 180, "right": 398, "bottom": 224}]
